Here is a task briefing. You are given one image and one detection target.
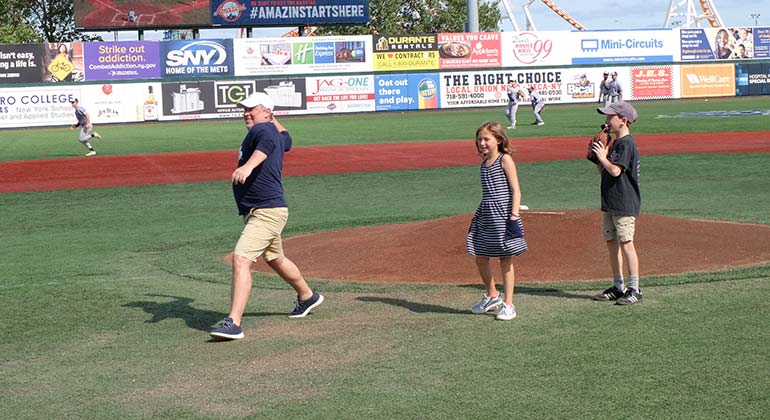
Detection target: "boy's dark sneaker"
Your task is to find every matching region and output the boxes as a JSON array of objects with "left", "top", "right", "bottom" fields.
[
  {"left": 592, "top": 286, "right": 625, "bottom": 301},
  {"left": 289, "top": 292, "right": 324, "bottom": 318},
  {"left": 616, "top": 288, "right": 643, "bottom": 305},
  {"left": 209, "top": 317, "right": 244, "bottom": 340}
]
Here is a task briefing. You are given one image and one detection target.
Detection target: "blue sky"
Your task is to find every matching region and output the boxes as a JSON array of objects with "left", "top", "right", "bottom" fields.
[
  {"left": 97, "top": 0, "right": 767, "bottom": 41},
  {"left": 502, "top": 0, "right": 766, "bottom": 31}
]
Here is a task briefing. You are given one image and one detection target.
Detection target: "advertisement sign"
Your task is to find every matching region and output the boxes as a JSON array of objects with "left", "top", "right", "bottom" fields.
[
  {"left": 0, "top": 87, "right": 79, "bottom": 128},
  {"left": 255, "top": 78, "right": 307, "bottom": 115},
  {"left": 438, "top": 32, "right": 501, "bottom": 69},
  {"left": 80, "top": 82, "right": 161, "bottom": 123},
  {"left": 570, "top": 29, "right": 675, "bottom": 65},
  {"left": 631, "top": 66, "right": 674, "bottom": 99},
  {"left": 305, "top": 75, "right": 375, "bottom": 114},
  {"left": 754, "top": 27, "right": 770, "bottom": 58},
  {"left": 500, "top": 31, "right": 571, "bottom": 67},
  {"left": 374, "top": 73, "right": 439, "bottom": 111},
  {"left": 211, "top": 0, "right": 368, "bottom": 26},
  {"left": 159, "top": 80, "right": 249, "bottom": 119},
  {"left": 373, "top": 34, "right": 438, "bottom": 71},
  {"left": 680, "top": 27, "right": 755, "bottom": 61},
  {"left": 43, "top": 43, "right": 86, "bottom": 82},
  {"left": 160, "top": 39, "right": 234, "bottom": 78},
  {"left": 560, "top": 69, "right": 601, "bottom": 103},
  {"left": 233, "top": 36, "right": 371, "bottom": 76},
  {"left": 679, "top": 64, "right": 735, "bottom": 98},
  {"left": 74, "top": 0, "right": 211, "bottom": 30},
  {"left": 0, "top": 44, "right": 48, "bottom": 83},
  {"left": 439, "top": 70, "right": 515, "bottom": 109},
  {"left": 736, "top": 62, "right": 770, "bottom": 96},
  {"left": 84, "top": 41, "right": 161, "bottom": 81}
]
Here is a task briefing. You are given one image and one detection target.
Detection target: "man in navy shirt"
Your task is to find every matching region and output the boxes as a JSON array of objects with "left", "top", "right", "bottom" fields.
[{"left": 211, "top": 92, "right": 324, "bottom": 340}]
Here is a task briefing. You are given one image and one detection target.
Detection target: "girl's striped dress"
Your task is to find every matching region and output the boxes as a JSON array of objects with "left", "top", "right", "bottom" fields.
[{"left": 466, "top": 154, "right": 528, "bottom": 257}]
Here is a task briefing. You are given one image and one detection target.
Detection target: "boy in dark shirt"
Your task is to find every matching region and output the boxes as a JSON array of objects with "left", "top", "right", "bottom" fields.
[{"left": 590, "top": 101, "right": 642, "bottom": 305}]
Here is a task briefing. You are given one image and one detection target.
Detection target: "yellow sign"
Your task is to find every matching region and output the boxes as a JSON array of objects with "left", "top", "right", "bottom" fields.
[
  {"left": 373, "top": 51, "right": 438, "bottom": 71},
  {"left": 47, "top": 54, "right": 74, "bottom": 81},
  {"left": 680, "top": 64, "right": 735, "bottom": 98}
]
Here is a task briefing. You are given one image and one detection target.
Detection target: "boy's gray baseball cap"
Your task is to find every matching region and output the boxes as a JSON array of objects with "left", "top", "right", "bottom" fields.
[
  {"left": 238, "top": 92, "right": 274, "bottom": 111},
  {"left": 597, "top": 101, "right": 638, "bottom": 123}
]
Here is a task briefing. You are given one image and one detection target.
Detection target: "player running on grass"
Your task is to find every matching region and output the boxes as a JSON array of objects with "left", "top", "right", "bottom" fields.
[{"left": 70, "top": 98, "right": 101, "bottom": 156}]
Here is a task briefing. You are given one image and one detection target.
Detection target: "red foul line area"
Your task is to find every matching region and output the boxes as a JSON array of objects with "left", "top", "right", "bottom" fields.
[{"left": 2, "top": 131, "right": 769, "bottom": 193}]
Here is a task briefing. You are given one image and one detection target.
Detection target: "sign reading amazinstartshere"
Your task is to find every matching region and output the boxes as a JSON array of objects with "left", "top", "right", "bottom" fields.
[{"left": 211, "top": 0, "right": 368, "bottom": 26}]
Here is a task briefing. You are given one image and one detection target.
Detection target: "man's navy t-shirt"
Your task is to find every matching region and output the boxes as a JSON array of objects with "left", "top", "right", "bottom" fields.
[{"left": 232, "top": 122, "right": 292, "bottom": 215}]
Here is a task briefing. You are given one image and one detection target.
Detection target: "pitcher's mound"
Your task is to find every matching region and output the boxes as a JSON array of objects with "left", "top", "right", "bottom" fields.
[{"left": 237, "top": 210, "right": 770, "bottom": 283}]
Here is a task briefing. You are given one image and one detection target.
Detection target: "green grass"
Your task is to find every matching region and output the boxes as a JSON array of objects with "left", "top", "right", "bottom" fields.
[
  {"left": 1, "top": 99, "right": 770, "bottom": 419},
  {"left": 2, "top": 96, "right": 769, "bottom": 162}
]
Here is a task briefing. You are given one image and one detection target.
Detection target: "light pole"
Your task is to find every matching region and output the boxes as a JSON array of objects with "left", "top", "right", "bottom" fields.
[{"left": 750, "top": 13, "right": 760, "bottom": 26}]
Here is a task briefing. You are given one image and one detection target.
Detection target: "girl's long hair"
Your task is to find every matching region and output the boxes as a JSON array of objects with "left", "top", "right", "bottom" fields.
[{"left": 475, "top": 121, "right": 517, "bottom": 159}]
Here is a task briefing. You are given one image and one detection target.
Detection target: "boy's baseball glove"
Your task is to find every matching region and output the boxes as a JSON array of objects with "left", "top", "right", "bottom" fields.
[{"left": 586, "top": 124, "right": 612, "bottom": 164}]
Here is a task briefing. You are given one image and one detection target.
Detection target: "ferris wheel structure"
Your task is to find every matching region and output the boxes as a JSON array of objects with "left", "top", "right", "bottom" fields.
[{"left": 499, "top": 0, "right": 727, "bottom": 32}]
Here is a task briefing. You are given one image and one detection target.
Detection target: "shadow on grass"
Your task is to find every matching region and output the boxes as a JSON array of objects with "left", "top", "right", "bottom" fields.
[
  {"left": 356, "top": 296, "right": 467, "bottom": 314},
  {"left": 123, "top": 294, "right": 283, "bottom": 333},
  {"left": 458, "top": 284, "right": 593, "bottom": 300}
]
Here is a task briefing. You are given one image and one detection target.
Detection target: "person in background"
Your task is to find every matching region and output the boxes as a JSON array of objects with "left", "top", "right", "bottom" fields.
[
  {"left": 608, "top": 72, "right": 623, "bottom": 103},
  {"left": 528, "top": 86, "right": 545, "bottom": 126},
  {"left": 599, "top": 71, "right": 611, "bottom": 107},
  {"left": 69, "top": 98, "right": 101, "bottom": 157},
  {"left": 505, "top": 79, "right": 526, "bottom": 129}
]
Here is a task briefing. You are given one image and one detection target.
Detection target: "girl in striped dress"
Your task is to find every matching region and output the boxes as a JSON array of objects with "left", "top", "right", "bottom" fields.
[{"left": 466, "top": 122, "right": 528, "bottom": 320}]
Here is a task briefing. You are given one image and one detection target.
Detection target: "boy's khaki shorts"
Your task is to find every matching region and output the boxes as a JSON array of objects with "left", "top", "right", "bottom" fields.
[
  {"left": 602, "top": 212, "right": 636, "bottom": 243},
  {"left": 234, "top": 207, "right": 288, "bottom": 262}
]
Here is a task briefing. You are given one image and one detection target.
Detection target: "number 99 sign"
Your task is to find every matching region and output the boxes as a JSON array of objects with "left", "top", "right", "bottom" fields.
[{"left": 511, "top": 32, "right": 554, "bottom": 65}]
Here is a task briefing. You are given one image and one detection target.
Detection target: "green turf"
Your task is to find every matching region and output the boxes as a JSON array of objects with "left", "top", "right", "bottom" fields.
[
  {"left": 2, "top": 97, "right": 769, "bottom": 162},
  {"left": 2, "top": 99, "right": 770, "bottom": 419}
]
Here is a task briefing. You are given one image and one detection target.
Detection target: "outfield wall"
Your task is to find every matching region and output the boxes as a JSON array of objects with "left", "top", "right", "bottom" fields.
[{"left": 1, "top": 28, "right": 768, "bottom": 128}]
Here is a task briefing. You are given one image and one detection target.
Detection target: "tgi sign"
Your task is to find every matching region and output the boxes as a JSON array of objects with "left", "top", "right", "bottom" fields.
[
  {"left": 215, "top": 82, "right": 255, "bottom": 108},
  {"left": 161, "top": 39, "right": 234, "bottom": 78}
]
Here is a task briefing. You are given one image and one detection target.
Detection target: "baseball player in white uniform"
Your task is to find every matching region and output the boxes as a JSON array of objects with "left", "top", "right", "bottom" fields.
[
  {"left": 505, "top": 80, "right": 526, "bottom": 129},
  {"left": 599, "top": 71, "right": 611, "bottom": 107},
  {"left": 609, "top": 72, "right": 623, "bottom": 103},
  {"left": 528, "top": 86, "right": 545, "bottom": 126},
  {"left": 70, "top": 98, "right": 102, "bottom": 156}
]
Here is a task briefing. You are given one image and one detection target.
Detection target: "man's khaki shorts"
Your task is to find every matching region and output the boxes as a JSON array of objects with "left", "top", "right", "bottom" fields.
[
  {"left": 234, "top": 207, "right": 289, "bottom": 262},
  {"left": 602, "top": 212, "right": 636, "bottom": 242}
]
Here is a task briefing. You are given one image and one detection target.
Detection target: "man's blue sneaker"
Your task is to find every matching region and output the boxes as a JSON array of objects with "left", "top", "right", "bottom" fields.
[
  {"left": 289, "top": 292, "right": 324, "bottom": 318},
  {"left": 210, "top": 317, "right": 244, "bottom": 340}
]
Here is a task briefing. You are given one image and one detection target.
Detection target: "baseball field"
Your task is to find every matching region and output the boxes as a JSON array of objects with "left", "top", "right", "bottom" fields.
[{"left": 2, "top": 97, "right": 769, "bottom": 419}]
